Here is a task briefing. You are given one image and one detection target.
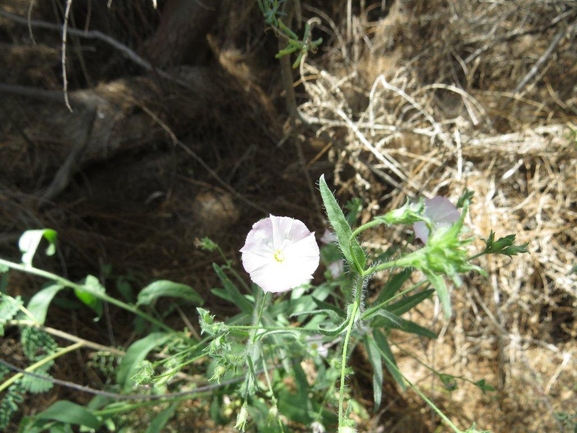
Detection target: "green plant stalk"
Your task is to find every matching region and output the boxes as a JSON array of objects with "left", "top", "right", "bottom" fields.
[
  {"left": 337, "top": 277, "right": 364, "bottom": 429},
  {"left": 350, "top": 219, "right": 384, "bottom": 240},
  {"left": 0, "top": 341, "right": 83, "bottom": 393},
  {"left": 383, "top": 350, "right": 465, "bottom": 433},
  {"left": 362, "top": 250, "right": 422, "bottom": 277},
  {"left": 0, "top": 258, "right": 174, "bottom": 333},
  {"left": 92, "top": 392, "right": 212, "bottom": 417}
]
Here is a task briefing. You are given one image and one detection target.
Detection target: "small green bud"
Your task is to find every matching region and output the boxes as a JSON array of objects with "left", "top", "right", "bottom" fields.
[
  {"left": 195, "top": 237, "right": 219, "bottom": 251},
  {"left": 235, "top": 403, "right": 250, "bottom": 431},
  {"left": 378, "top": 198, "right": 425, "bottom": 226},
  {"left": 267, "top": 404, "right": 279, "bottom": 424},
  {"left": 210, "top": 364, "right": 227, "bottom": 384}
]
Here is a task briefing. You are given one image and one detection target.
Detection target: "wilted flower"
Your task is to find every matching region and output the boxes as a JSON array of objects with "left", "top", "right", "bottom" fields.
[
  {"left": 413, "top": 196, "right": 460, "bottom": 243},
  {"left": 240, "top": 215, "right": 320, "bottom": 293}
]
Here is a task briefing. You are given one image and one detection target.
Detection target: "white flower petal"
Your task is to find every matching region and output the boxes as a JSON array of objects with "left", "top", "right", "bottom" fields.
[{"left": 240, "top": 215, "right": 320, "bottom": 293}]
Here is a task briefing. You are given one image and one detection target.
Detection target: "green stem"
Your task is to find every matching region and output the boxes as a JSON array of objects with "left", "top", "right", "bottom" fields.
[
  {"left": 362, "top": 249, "right": 425, "bottom": 277},
  {"left": 350, "top": 219, "right": 383, "bottom": 240},
  {"left": 93, "top": 392, "right": 212, "bottom": 417},
  {"left": 337, "top": 277, "right": 364, "bottom": 429},
  {"left": 0, "top": 341, "right": 83, "bottom": 393},
  {"left": 0, "top": 258, "right": 174, "bottom": 333},
  {"left": 383, "top": 356, "right": 464, "bottom": 433}
]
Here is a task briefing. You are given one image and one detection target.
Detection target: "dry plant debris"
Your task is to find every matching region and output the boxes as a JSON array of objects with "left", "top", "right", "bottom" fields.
[{"left": 0, "top": 0, "right": 576, "bottom": 431}]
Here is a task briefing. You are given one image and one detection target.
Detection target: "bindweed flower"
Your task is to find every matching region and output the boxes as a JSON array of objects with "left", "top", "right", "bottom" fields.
[
  {"left": 320, "top": 229, "right": 344, "bottom": 278},
  {"left": 320, "top": 229, "right": 338, "bottom": 244},
  {"left": 413, "top": 196, "right": 460, "bottom": 243},
  {"left": 240, "top": 215, "right": 320, "bottom": 293},
  {"left": 327, "top": 260, "right": 344, "bottom": 278}
]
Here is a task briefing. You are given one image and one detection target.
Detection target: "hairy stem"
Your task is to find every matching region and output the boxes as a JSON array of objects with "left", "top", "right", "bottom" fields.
[{"left": 337, "top": 277, "right": 364, "bottom": 429}]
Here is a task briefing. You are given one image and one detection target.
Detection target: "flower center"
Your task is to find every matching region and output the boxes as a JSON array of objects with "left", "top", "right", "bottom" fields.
[{"left": 273, "top": 249, "right": 285, "bottom": 263}]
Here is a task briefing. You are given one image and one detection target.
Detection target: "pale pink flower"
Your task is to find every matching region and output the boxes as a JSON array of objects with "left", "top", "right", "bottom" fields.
[
  {"left": 320, "top": 229, "right": 338, "bottom": 244},
  {"left": 413, "top": 196, "right": 460, "bottom": 243},
  {"left": 240, "top": 215, "right": 320, "bottom": 293},
  {"left": 327, "top": 260, "right": 344, "bottom": 278}
]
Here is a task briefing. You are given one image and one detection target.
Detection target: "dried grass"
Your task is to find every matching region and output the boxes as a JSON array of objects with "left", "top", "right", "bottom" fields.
[{"left": 297, "top": 0, "right": 577, "bottom": 431}]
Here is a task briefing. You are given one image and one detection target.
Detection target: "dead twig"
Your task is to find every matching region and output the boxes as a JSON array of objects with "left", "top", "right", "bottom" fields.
[
  {"left": 0, "top": 8, "right": 191, "bottom": 89},
  {"left": 512, "top": 20, "right": 577, "bottom": 95}
]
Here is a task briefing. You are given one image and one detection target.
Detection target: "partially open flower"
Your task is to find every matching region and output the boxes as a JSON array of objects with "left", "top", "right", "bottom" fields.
[
  {"left": 413, "top": 196, "right": 460, "bottom": 243},
  {"left": 240, "top": 215, "right": 320, "bottom": 293}
]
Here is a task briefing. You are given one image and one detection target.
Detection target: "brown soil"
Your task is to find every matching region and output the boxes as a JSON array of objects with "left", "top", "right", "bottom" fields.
[{"left": 1, "top": 0, "right": 576, "bottom": 432}]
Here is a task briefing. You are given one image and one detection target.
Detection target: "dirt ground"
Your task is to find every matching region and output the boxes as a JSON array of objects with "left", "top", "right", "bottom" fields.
[{"left": 1, "top": 0, "right": 576, "bottom": 432}]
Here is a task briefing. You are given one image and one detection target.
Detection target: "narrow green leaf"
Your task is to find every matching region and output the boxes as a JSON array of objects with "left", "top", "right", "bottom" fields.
[
  {"left": 34, "top": 400, "right": 101, "bottom": 429},
  {"left": 311, "top": 297, "right": 346, "bottom": 318},
  {"left": 364, "top": 335, "right": 383, "bottom": 408},
  {"left": 137, "top": 280, "right": 203, "bottom": 306},
  {"left": 369, "top": 308, "right": 437, "bottom": 339},
  {"left": 26, "top": 284, "right": 64, "bottom": 325},
  {"left": 398, "top": 320, "right": 437, "bottom": 339},
  {"left": 318, "top": 175, "right": 366, "bottom": 273},
  {"left": 367, "top": 308, "right": 403, "bottom": 327},
  {"left": 117, "top": 332, "right": 171, "bottom": 391},
  {"left": 146, "top": 403, "right": 178, "bottom": 433},
  {"left": 373, "top": 330, "right": 406, "bottom": 391},
  {"left": 424, "top": 271, "right": 451, "bottom": 318},
  {"left": 212, "top": 264, "right": 253, "bottom": 314},
  {"left": 373, "top": 268, "right": 413, "bottom": 305},
  {"left": 387, "top": 289, "right": 435, "bottom": 316},
  {"left": 18, "top": 229, "right": 58, "bottom": 266}
]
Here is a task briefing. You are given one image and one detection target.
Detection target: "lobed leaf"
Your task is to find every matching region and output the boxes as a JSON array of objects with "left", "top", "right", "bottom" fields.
[{"left": 0, "top": 294, "right": 23, "bottom": 337}]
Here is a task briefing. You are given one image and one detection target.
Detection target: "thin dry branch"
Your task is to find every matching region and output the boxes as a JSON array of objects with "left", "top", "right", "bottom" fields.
[{"left": 0, "top": 8, "right": 191, "bottom": 88}]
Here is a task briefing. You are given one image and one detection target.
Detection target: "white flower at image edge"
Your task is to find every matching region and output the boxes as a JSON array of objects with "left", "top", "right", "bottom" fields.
[{"left": 240, "top": 215, "right": 320, "bottom": 293}]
